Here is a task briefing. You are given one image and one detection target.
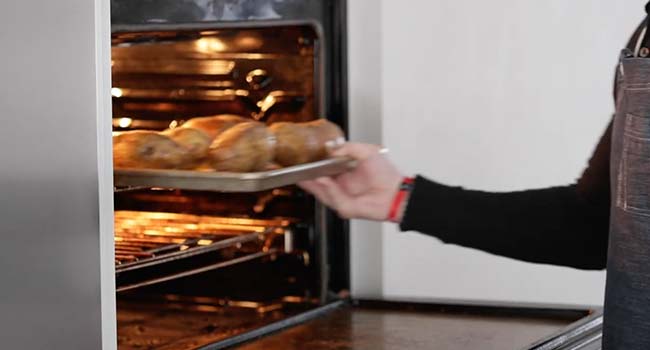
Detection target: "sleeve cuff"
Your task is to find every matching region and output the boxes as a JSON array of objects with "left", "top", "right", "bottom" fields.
[{"left": 399, "top": 175, "right": 462, "bottom": 235}]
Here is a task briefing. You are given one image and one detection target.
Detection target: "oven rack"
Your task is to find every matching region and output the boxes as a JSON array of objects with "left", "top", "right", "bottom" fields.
[{"left": 114, "top": 211, "right": 293, "bottom": 292}]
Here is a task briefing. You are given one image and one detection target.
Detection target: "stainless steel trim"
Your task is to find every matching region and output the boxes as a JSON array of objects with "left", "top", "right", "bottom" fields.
[
  {"left": 1, "top": 0, "right": 115, "bottom": 348},
  {"left": 524, "top": 310, "right": 603, "bottom": 350}
]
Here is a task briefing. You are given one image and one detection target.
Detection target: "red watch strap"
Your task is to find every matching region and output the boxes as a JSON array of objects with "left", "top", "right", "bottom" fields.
[{"left": 387, "top": 177, "right": 414, "bottom": 222}]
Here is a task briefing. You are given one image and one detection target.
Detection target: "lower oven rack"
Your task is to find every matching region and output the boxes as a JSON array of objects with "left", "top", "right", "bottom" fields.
[{"left": 114, "top": 211, "right": 294, "bottom": 293}]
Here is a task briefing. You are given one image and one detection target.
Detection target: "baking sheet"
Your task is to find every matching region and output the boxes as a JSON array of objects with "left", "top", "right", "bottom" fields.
[{"left": 114, "top": 157, "right": 356, "bottom": 192}]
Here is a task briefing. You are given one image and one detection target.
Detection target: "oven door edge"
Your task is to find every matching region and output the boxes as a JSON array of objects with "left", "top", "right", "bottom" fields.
[
  {"left": 195, "top": 300, "right": 347, "bottom": 350},
  {"left": 524, "top": 309, "right": 603, "bottom": 350},
  {"left": 192, "top": 298, "right": 600, "bottom": 350}
]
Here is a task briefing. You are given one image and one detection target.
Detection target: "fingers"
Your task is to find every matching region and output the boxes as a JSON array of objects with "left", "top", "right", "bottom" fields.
[
  {"left": 313, "top": 177, "right": 357, "bottom": 218},
  {"left": 298, "top": 177, "right": 357, "bottom": 219},
  {"left": 298, "top": 180, "right": 331, "bottom": 205},
  {"left": 329, "top": 142, "right": 383, "bottom": 161}
]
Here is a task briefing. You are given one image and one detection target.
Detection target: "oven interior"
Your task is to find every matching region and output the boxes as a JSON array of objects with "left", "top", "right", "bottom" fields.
[{"left": 112, "top": 25, "right": 337, "bottom": 350}]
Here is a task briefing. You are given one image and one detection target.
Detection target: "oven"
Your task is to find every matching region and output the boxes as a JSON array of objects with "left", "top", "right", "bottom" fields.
[
  {"left": 0, "top": 0, "right": 605, "bottom": 349},
  {"left": 110, "top": 1, "right": 350, "bottom": 349},
  {"left": 108, "top": 3, "right": 607, "bottom": 349},
  {"left": 108, "top": 1, "right": 607, "bottom": 349}
]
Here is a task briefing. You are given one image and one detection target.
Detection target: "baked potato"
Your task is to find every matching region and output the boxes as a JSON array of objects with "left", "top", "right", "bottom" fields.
[
  {"left": 181, "top": 114, "right": 249, "bottom": 140},
  {"left": 161, "top": 127, "right": 212, "bottom": 168},
  {"left": 207, "top": 122, "right": 276, "bottom": 172},
  {"left": 305, "top": 119, "right": 345, "bottom": 159},
  {"left": 268, "top": 122, "right": 321, "bottom": 166},
  {"left": 113, "top": 130, "right": 189, "bottom": 169},
  {"left": 269, "top": 119, "right": 345, "bottom": 166}
]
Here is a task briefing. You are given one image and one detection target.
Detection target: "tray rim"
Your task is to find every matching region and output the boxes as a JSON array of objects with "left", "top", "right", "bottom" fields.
[{"left": 114, "top": 156, "right": 356, "bottom": 192}]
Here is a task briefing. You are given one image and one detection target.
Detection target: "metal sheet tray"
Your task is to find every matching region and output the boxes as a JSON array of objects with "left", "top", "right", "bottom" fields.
[{"left": 114, "top": 157, "right": 356, "bottom": 192}]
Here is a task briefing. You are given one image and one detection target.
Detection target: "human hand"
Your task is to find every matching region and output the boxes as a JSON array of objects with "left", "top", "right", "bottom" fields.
[{"left": 298, "top": 143, "right": 404, "bottom": 221}]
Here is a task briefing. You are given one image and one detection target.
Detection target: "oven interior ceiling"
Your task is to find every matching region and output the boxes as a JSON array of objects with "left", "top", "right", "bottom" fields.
[
  {"left": 111, "top": 25, "right": 319, "bottom": 130},
  {"left": 112, "top": 25, "right": 325, "bottom": 350}
]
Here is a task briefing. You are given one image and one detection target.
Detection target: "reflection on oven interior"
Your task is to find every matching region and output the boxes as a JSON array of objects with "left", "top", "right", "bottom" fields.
[{"left": 111, "top": 23, "right": 339, "bottom": 350}]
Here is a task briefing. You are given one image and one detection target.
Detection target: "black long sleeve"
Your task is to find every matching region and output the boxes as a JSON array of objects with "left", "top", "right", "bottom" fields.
[
  {"left": 400, "top": 122, "right": 612, "bottom": 270},
  {"left": 398, "top": 19, "right": 649, "bottom": 270}
]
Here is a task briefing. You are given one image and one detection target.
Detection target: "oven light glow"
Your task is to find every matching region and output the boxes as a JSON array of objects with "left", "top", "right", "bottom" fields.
[
  {"left": 196, "top": 37, "right": 226, "bottom": 52},
  {"left": 238, "top": 36, "right": 262, "bottom": 49},
  {"left": 111, "top": 87, "right": 123, "bottom": 98},
  {"left": 230, "top": 301, "right": 261, "bottom": 309},
  {"left": 197, "top": 239, "right": 213, "bottom": 246},
  {"left": 118, "top": 117, "right": 133, "bottom": 128},
  {"left": 195, "top": 305, "right": 220, "bottom": 312}
]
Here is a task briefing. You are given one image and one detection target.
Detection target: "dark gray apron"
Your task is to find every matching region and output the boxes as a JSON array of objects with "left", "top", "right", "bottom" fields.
[{"left": 603, "top": 22, "right": 650, "bottom": 349}]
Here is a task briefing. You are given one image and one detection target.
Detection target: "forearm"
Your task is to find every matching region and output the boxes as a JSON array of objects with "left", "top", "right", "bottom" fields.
[{"left": 400, "top": 176, "right": 610, "bottom": 270}]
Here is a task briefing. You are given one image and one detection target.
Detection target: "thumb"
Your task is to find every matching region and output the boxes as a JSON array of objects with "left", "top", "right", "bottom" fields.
[{"left": 329, "top": 142, "right": 383, "bottom": 161}]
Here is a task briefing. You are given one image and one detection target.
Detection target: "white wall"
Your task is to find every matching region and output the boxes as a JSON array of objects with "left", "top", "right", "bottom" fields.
[{"left": 349, "top": 0, "right": 647, "bottom": 305}]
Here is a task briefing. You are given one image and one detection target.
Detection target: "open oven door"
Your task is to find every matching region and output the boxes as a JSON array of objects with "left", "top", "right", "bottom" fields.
[{"left": 203, "top": 299, "right": 601, "bottom": 350}]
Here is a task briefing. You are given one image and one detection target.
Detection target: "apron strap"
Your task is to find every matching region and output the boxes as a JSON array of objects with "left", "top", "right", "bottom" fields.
[{"left": 640, "top": 2, "right": 650, "bottom": 56}]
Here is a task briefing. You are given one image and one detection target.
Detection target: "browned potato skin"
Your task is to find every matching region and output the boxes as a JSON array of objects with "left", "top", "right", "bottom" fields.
[
  {"left": 181, "top": 114, "right": 249, "bottom": 140},
  {"left": 207, "top": 122, "right": 276, "bottom": 172},
  {"left": 269, "top": 122, "right": 321, "bottom": 166},
  {"left": 269, "top": 119, "right": 345, "bottom": 166},
  {"left": 113, "top": 131, "right": 190, "bottom": 169},
  {"left": 161, "top": 127, "right": 212, "bottom": 168},
  {"left": 305, "top": 119, "right": 346, "bottom": 159}
]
